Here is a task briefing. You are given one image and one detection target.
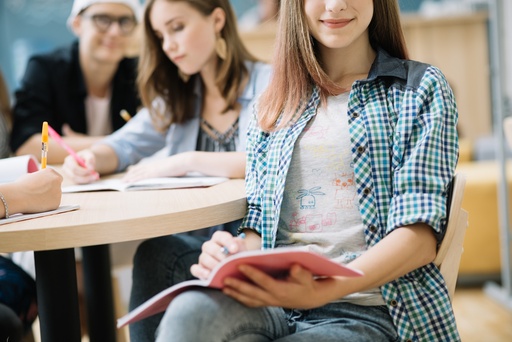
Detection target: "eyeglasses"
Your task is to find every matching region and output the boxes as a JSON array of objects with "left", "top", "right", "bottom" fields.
[{"left": 81, "top": 14, "right": 137, "bottom": 35}]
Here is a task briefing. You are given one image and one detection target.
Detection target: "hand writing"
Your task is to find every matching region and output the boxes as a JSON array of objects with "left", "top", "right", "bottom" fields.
[
  {"left": 62, "top": 149, "right": 99, "bottom": 184},
  {"left": 190, "top": 231, "right": 247, "bottom": 280}
]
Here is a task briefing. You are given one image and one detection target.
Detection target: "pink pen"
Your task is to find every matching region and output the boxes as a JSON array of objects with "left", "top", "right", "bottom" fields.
[{"left": 47, "top": 124, "right": 88, "bottom": 168}]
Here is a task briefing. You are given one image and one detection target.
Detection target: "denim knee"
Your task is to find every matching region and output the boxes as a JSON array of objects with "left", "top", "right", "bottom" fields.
[
  {"left": 130, "top": 235, "right": 207, "bottom": 342},
  {"left": 156, "top": 289, "right": 289, "bottom": 342}
]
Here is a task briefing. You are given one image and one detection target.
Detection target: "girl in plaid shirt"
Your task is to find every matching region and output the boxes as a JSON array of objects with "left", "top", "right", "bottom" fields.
[{"left": 156, "top": 0, "right": 460, "bottom": 341}]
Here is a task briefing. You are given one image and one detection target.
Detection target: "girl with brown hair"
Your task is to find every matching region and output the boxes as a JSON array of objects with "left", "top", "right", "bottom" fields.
[
  {"left": 62, "top": 0, "right": 272, "bottom": 340},
  {"left": 156, "top": 0, "right": 460, "bottom": 340}
]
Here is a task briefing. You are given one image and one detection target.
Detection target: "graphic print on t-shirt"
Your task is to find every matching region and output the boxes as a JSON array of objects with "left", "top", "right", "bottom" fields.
[
  {"left": 296, "top": 186, "right": 325, "bottom": 209},
  {"left": 333, "top": 172, "right": 357, "bottom": 209}
]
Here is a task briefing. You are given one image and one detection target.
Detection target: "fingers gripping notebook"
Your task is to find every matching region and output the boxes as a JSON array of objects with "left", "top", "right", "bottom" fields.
[{"left": 117, "top": 248, "right": 363, "bottom": 327}]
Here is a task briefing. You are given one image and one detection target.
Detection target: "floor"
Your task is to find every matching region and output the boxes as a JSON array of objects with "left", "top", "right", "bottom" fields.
[
  {"left": 453, "top": 286, "right": 512, "bottom": 342},
  {"left": 31, "top": 285, "right": 512, "bottom": 342}
]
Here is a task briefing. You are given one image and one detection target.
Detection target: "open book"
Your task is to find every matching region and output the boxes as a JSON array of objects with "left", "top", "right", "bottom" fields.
[
  {"left": 0, "top": 204, "right": 80, "bottom": 226},
  {"left": 117, "top": 248, "right": 363, "bottom": 328},
  {"left": 0, "top": 155, "right": 39, "bottom": 184},
  {"left": 62, "top": 176, "right": 229, "bottom": 193}
]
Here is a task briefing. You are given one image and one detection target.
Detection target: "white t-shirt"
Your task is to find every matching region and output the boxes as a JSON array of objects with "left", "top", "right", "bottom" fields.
[
  {"left": 277, "top": 92, "right": 385, "bottom": 306},
  {"left": 85, "top": 92, "right": 112, "bottom": 136}
]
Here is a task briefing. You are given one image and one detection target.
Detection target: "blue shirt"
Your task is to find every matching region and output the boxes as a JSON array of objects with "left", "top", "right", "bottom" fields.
[
  {"left": 101, "top": 61, "right": 272, "bottom": 171},
  {"left": 241, "top": 49, "right": 460, "bottom": 341}
]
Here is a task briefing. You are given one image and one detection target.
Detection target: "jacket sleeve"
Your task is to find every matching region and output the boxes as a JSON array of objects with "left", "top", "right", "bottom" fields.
[
  {"left": 10, "top": 57, "right": 57, "bottom": 153},
  {"left": 100, "top": 107, "right": 167, "bottom": 172}
]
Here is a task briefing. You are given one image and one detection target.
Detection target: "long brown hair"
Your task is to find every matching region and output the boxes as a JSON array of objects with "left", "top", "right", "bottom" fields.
[
  {"left": 0, "top": 69, "right": 11, "bottom": 126},
  {"left": 259, "top": 0, "right": 408, "bottom": 131},
  {"left": 138, "top": 0, "right": 257, "bottom": 131}
]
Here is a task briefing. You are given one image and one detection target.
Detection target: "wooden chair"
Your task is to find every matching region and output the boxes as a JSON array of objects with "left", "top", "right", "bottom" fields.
[{"left": 434, "top": 173, "right": 469, "bottom": 300}]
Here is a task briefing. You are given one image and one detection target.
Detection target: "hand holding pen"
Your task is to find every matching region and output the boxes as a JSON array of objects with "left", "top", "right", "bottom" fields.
[
  {"left": 191, "top": 231, "right": 248, "bottom": 280},
  {"left": 47, "top": 124, "right": 87, "bottom": 168},
  {"left": 220, "top": 232, "right": 246, "bottom": 255},
  {"left": 41, "top": 121, "right": 48, "bottom": 169},
  {"left": 61, "top": 150, "right": 100, "bottom": 184}
]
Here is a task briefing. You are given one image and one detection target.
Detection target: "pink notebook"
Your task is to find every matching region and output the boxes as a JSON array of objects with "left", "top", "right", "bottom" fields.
[{"left": 117, "top": 248, "right": 363, "bottom": 328}]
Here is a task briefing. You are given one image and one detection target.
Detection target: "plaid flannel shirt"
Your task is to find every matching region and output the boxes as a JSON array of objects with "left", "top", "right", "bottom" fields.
[{"left": 240, "top": 49, "right": 460, "bottom": 341}]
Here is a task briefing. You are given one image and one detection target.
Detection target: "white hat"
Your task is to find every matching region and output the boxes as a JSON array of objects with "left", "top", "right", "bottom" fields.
[{"left": 67, "top": 0, "right": 143, "bottom": 27}]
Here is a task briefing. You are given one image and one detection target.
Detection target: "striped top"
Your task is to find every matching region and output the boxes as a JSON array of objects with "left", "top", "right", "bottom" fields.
[
  {"left": 240, "top": 49, "right": 460, "bottom": 341},
  {"left": 196, "top": 118, "right": 239, "bottom": 152}
]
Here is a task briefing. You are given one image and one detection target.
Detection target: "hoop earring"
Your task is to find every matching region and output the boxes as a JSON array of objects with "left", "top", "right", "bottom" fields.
[
  {"left": 178, "top": 69, "right": 190, "bottom": 83},
  {"left": 216, "top": 36, "right": 227, "bottom": 60}
]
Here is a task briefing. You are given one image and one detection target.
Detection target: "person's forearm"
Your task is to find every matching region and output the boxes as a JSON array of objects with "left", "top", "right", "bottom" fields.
[
  {"left": 89, "top": 144, "right": 119, "bottom": 175},
  {"left": 16, "top": 134, "right": 105, "bottom": 164},
  {"left": 184, "top": 151, "right": 246, "bottom": 178},
  {"left": 0, "top": 183, "right": 33, "bottom": 216},
  {"left": 0, "top": 185, "right": 9, "bottom": 218},
  {"left": 240, "top": 228, "right": 262, "bottom": 250},
  {"left": 332, "top": 223, "right": 437, "bottom": 299}
]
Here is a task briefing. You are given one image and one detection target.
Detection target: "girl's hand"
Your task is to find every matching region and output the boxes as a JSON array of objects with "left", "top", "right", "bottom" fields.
[
  {"left": 222, "top": 264, "right": 339, "bottom": 309},
  {"left": 123, "top": 153, "right": 191, "bottom": 182},
  {"left": 14, "top": 168, "right": 63, "bottom": 214},
  {"left": 190, "top": 231, "right": 247, "bottom": 280},
  {"left": 61, "top": 149, "right": 99, "bottom": 184}
]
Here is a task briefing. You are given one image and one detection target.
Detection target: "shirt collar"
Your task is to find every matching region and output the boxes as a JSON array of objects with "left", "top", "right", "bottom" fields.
[{"left": 366, "top": 47, "right": 407, "bottom": 82}]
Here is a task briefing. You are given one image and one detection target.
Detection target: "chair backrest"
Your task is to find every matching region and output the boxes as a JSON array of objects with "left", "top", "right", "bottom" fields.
[{"left": 434, "top": 173, "right": 468, "bottom": 300}]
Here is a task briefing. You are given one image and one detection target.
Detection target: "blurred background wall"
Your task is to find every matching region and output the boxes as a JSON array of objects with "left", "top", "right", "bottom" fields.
[
  {"left": 0, "top": 0, "right": 510, "bottom": 121},
  {"left": 0, "top": 0, "right": 74, "bottom": 94}
]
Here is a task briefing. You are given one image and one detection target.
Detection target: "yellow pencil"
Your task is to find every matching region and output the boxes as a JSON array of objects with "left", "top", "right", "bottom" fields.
[
  {"left": 120, "top": 109, "right": 132, "bottom": 122},
  {"left": 41, "top": 121, "right": 48, "bottom": 169}
]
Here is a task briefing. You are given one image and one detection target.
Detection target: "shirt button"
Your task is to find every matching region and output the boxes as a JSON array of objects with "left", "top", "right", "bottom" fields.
[
  {"left": 357, "top": 146, "right": 365, "bottom": 153},
  {"left": 389, "top": 299, "right": 398, "bottom": 307},
  {"left": 363, "top": 187, "right": 371, "bottom": 195},
  {"left": 352, "top": 112, "right": 359, "bottom": 118},
  {"left": 406, "top": 339, "right": 413, "bottom": 342},
  {"left": 369, "top": 225, "right": 377, "bottom": 233}
]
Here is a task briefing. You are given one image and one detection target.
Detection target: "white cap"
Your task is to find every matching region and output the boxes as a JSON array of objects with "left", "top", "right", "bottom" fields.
[{"left": 67, "top": 0, "right": 143, "bottom": 27}]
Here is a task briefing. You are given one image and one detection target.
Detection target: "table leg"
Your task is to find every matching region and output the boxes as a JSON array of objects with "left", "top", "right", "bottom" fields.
[
  {"left": 34, "top": 248, "right": 81, "bottom": 342},
  {"left": 82, "top": 244, "right": 116, "bottom": 342}
]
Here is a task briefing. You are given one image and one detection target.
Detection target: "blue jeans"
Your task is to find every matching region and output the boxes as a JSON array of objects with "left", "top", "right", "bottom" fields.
[
  {"left": 156, "top": 289, "right": 399, "bottom": 341},
  {"left": 129, "top": 220, "right": 241, "bottom": 342}
]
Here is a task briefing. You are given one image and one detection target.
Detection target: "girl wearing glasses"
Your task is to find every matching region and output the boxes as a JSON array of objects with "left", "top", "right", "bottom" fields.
[
  {"left": 10, "top": 0, "right": 142, "bottom": 164},
  {"left": 155, "top": 0, "right": 460, "bottom": 341},
  {"left": 62, "top": 0, "right": 272, "bottom": 340}
]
